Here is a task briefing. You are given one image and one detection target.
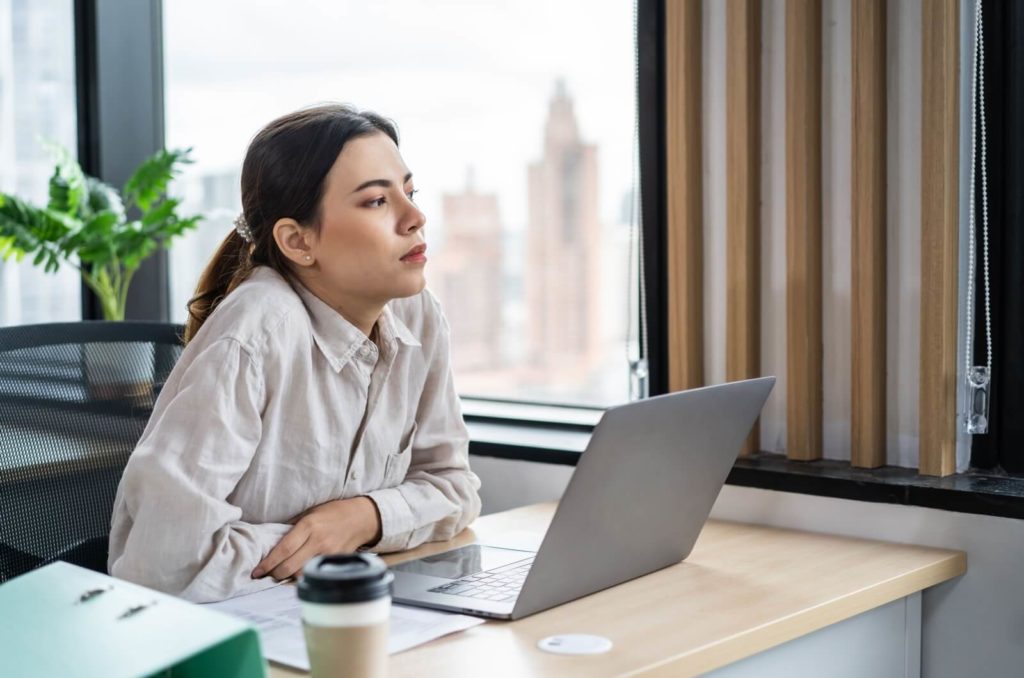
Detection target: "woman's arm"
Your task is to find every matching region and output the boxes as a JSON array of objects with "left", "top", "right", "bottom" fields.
[
  {"left": 365, "top": 303, "right": 482, "bottom": 553},
  {"left": 108, "top": 338, "right": 289, "bottom": 603}
]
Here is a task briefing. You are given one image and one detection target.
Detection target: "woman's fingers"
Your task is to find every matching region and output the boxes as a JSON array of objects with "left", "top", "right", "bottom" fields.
[
  {"left": 270, "top": 539, "right": 322, "bottom": 581},
  {"left": 253, "top": 500, "right": 373, "bottom": 580},
  {"left": 253, "top": 524, "right": 309, "bottom": 578}
]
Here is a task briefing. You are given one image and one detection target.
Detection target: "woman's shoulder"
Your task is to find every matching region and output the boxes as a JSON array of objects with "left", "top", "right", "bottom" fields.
[{"left": 192, "top": 266, "right": 309, "bottom": 360}]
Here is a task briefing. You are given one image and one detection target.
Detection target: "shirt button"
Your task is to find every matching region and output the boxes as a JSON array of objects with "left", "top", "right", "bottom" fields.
[{"left": 349, "top": 470, "right": 359, "bottom": 481}]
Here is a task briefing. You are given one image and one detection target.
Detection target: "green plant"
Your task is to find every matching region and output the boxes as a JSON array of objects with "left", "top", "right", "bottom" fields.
[{"left": 0, "top": 144, "right": 202, "bottom": 320}]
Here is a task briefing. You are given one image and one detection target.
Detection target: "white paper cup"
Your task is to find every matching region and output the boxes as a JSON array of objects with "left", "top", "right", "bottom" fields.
[{"left": 298, "top": 554, "right": 393, "bottom": 678}]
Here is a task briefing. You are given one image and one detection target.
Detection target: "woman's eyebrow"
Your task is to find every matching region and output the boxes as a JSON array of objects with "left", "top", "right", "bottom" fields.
[{"left": 350, "top": 172, "right": 414, "bottom": 194}]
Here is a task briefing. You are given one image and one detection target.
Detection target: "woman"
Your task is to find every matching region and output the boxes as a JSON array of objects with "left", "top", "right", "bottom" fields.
[{"left": 108, "top": 104, "right": 481, "bottom": 603}]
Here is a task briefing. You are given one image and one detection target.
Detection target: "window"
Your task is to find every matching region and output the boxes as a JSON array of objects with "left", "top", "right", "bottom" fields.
[
  {"left": 163, "top": 0, "right": 638, "bottom": 408},
  {"left": 967, "top": 1, "right": 1024, "bottom": 474},
  {"left": 0, "top": 0, "right": 80, "bottom": 326}
]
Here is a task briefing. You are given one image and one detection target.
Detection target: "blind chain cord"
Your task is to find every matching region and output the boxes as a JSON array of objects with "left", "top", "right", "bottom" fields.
[
  {"left": 965, "top": 0, "right": 992, "bottom": 435},
  {"left": 628, "top": 0, "right": 649, "bottom": 401}
]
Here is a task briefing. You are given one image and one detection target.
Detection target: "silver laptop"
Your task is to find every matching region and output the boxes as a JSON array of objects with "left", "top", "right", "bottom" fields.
[{"left": 391, "top": 376, "right": 775, "bottom": 620}]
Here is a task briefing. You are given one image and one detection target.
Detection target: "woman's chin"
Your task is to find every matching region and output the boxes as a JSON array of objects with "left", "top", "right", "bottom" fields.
[{"left": 392, "top": 272, "right": 427, "bottom": 299}]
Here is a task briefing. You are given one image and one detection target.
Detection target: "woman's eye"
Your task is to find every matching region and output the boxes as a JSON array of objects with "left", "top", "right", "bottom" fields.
[{"left": 366, "top": 189, "right": 417, "bottom": 208}]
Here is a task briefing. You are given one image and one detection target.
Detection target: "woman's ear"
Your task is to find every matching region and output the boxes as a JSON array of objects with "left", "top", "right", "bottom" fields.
[{"left": 272, "top": 218, "right": 317, "bottom": 267}]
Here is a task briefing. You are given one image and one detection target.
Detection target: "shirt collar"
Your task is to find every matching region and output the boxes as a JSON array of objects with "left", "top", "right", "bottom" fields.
[
  {"left": 292, "top": 280, "right": 420, "bottom": 372},
  {"left": 378, "top": 304, "right": 421, "bottom": 349}
]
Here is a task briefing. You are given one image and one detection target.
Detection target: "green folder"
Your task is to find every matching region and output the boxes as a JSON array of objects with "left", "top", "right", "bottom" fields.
[{"left": 0, "top": 562, "right": 267, "bottom": 678}]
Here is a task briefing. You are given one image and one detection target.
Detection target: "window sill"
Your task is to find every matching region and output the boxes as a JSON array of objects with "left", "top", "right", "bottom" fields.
[{"left": 467, "top": 420, "right": 1024, "bottom": 521}]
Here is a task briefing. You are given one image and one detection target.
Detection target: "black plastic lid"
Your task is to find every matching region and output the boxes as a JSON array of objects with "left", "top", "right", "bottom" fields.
[{"left": 298, "top": 553, "right": 394, "bottom": 604}]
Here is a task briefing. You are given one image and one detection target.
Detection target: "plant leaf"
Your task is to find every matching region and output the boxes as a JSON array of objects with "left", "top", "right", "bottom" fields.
[
  {"left": 69, "top": 210, "right": 123, "bottom": 266},
  {"left": 48, "top": 170, "right": 74, "bottom": 214},
  {"left": 123, "top": 147, "right": 193, "bottom": 212},
  {"left": 0, "top": 234, "right": 15, "bottom": 260},
  {"left": 141, "top": 197, "right": 178, "bottom": 228},
  {"left": 0, "top": 193, "right": 76, "bottom": 270},
  {"left": 85, "top": 210, "right": 119, "bottom": 234},
  {"left": 42, "top": 141, "right": 88, "bottom": 216},
  {"left": 85, "top": 177, "right": 125, "bottom": 221}
]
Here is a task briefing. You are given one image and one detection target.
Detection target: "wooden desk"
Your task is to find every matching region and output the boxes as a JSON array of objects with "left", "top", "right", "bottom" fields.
[{"left": 271, "top": 503, "right": 966, "bottom": 678}]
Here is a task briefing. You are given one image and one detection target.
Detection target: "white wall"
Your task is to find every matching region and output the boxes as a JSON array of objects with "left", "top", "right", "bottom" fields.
[
  {"left": 474, "top": 459, "right": 1024, "bottom": 678},
  {"left": 473, "top": 456, "right": 574, "bottom": 515}
]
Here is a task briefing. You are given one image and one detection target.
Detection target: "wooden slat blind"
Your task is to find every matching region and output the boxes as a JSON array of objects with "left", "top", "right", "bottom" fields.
[
  {"left": 785, "top": 0, "right": 823, "bottom": 461},
  {"left": 919, "top": 0, "right": 960, "bottom": 477},
  {"left": 663, "top": 1, "right": 960, "bottom": 477},
  {"left": 851, "top": 0, "right": 887, "bottom": 469},
  {"left": 667, "top": 0, "right": 705, "bottom": 392},
  {"left": 727, "top": 0, "right": 762, "bottom": 456}
]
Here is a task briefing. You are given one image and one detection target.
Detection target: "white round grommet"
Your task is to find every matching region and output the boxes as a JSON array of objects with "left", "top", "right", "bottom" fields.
[{"left": 537, "top": 634, "right": 613, "bottom": 655}]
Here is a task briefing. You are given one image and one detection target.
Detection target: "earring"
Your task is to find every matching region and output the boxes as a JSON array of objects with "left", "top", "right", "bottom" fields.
[{"left": 304, "top": 255, "right": 312, "bottom": 262}]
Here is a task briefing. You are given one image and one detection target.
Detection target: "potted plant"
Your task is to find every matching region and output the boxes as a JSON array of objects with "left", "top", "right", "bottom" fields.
[
  {"left": 0, "top": 144, "right": 201, "bottom": 320},
  {"left": 0, "top": 144, "right": 202, "bottom": 399}
]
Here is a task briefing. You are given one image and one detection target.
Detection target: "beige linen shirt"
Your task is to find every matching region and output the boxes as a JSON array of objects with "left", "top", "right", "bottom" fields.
[{"left": 108, "top": 266, "right": 481, "bottom": 602}]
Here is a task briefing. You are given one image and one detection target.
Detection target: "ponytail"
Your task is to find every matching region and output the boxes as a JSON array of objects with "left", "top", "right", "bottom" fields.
[{"left": 184, "top": 229, "right": 254, "bottom": 343}]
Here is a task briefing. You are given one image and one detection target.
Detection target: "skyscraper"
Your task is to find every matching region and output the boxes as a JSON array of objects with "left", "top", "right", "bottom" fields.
[
  {"left": 433, "top": 169, "right": 503, "bottom": 372},
  {"left": 525, "top": 80, "right": 602, "bottom": 375}
]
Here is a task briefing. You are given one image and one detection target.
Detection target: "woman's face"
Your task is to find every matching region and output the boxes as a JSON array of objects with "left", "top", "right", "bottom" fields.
[{"left": 305, "top": 131, "right": 427, "bottom": 306}]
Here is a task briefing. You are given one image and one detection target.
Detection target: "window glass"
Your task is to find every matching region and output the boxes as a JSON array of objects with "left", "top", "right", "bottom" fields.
[
  {"left": 0, "top": 0, "right": 81, "bottom": 325},
  {"left": 164, "top": 1, "right": 636, "bottom": 406}
]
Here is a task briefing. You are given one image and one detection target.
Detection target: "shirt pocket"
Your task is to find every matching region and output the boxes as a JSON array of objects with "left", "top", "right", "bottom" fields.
[{"left": 382, "top": 422, "right": 417, "bottom": 488}]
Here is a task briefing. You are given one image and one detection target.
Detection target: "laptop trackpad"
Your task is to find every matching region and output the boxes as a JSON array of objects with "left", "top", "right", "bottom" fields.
[{"left": 392, "top": 545, "right": 534, "bottom": 580}]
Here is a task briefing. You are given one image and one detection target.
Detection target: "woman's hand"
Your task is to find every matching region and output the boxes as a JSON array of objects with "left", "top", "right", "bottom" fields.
[{"left": 252, "top": 496, "right": 382, "bottom": 581}]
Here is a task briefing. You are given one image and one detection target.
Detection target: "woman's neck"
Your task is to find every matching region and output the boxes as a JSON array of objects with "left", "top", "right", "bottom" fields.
[{"left": 297, "top": 275, "right": 384, "bottom": 338}]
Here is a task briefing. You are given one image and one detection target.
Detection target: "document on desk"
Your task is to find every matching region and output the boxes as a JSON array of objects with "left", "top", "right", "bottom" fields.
[{"left": 206, "top": 584, "right": 484, "bottom": 670}]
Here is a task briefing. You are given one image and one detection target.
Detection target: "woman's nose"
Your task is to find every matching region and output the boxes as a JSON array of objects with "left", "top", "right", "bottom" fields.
[{"left": 402, "top": 202, "right": 426, "bottom": 234}]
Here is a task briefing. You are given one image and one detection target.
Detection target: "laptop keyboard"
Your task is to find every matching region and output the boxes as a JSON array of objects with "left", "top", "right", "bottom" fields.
[{"left": 427, "top": 556, "right": 535, "bottom": 602}]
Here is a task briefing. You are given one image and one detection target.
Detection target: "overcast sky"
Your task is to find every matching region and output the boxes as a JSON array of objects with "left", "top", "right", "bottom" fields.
[{"left": 162, "top": 0, "right": 636, "bottom": 235}]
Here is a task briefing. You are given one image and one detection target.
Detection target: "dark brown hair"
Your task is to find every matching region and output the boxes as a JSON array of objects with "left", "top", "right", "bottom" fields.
[{"left": 184, "top": 103, "right": 399, "bottom": 343}]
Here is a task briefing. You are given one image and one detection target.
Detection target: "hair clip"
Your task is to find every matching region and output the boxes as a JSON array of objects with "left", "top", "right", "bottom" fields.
[
  {"left": 75, "top": 586, "right": 113, "bottom": 604},
  {"left": 117, "top": 601, "right": 157, "bottom": 620},
  {"left": 233, "top": 213, "right": 253, "bottom": 243}
]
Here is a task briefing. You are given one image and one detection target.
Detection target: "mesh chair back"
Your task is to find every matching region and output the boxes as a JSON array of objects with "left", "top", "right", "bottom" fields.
[{"left": 0, "top": 322, "right": 184, "bottom": 582}]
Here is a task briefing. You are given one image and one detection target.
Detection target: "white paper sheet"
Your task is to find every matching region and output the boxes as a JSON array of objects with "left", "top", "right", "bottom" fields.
[{"left": 206, "top": 584, "right": 484, "bottom": 671}]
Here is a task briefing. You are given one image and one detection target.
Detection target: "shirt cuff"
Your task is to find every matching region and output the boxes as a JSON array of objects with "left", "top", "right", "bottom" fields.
[
  {"left": 365, "top": 487, "right": 414, "bottom": 553},
  {"left": 180, "top": 522, "right": 293, "bottom": 603}
]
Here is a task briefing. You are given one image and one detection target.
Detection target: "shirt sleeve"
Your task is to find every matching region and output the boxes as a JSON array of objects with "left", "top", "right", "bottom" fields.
[
  {"left": 108, "top": 337, "right": 291, "bottom": 603},
  {"left": 365, "top": 303, "right": 482, "bottom": 553}
]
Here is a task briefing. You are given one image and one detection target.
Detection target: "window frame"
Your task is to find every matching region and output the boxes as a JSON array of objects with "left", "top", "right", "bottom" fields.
[
  {"left": 966, "top": 0, "right": 1024, "bottom": 475},
  {"left": 148, "top": 0, "right": 664, "bottom": 417},
  {"left": 72, "top": 0, "right": 1024, "bottom": 520},
  {"left": 74, "top": 0, "right": 169, "bottom": 322}
]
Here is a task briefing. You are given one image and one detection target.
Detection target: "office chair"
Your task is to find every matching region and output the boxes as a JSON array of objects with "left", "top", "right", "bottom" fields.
[{"left": 0, "top": 322, "right": 184, "bottom": 583}]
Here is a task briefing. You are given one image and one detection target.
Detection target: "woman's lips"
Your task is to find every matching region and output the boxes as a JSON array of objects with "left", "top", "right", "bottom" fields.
[{"left": 401, "top": 244, "right": 427, "bottom": 263}]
